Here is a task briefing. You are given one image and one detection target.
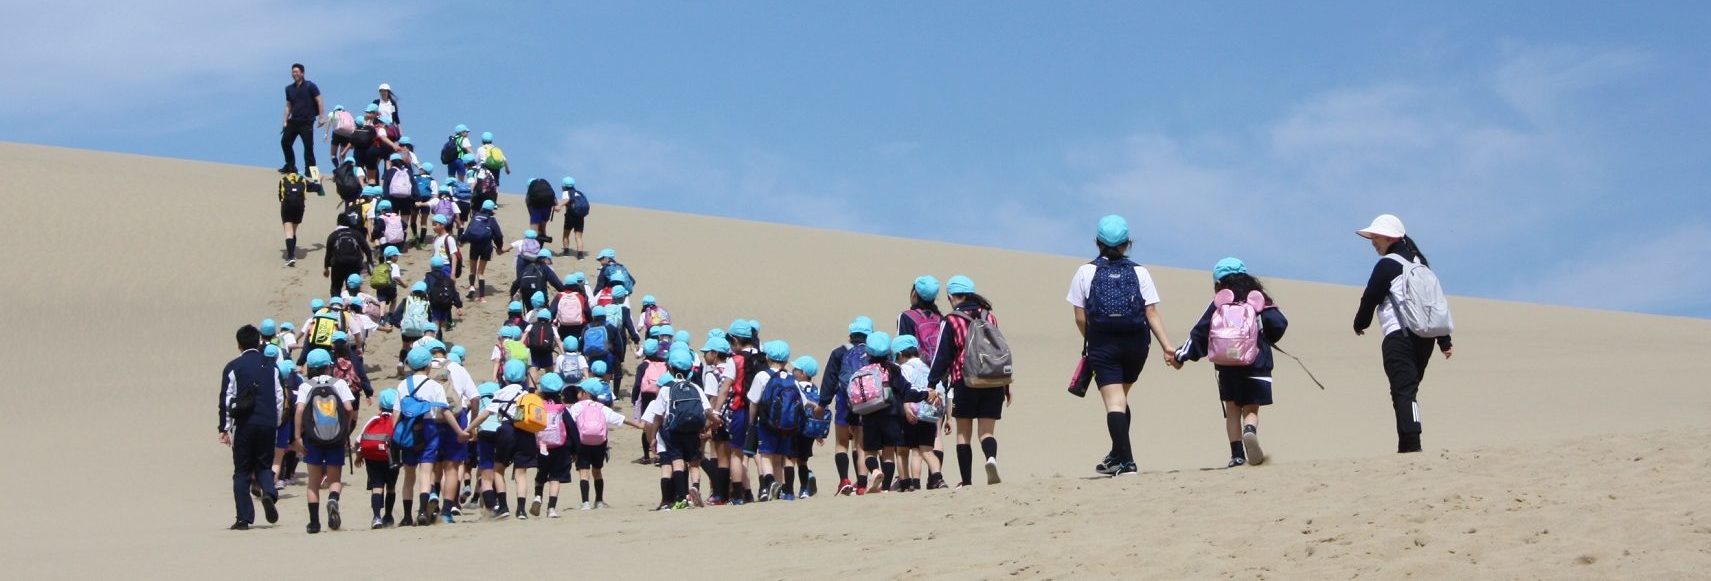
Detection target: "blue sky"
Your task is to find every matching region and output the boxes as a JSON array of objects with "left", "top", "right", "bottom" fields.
[{"left": 8, "top": 1, "right": 1709, "bottom": 316}]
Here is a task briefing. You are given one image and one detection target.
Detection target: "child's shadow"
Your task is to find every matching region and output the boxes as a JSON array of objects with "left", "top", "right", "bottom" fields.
[{"left": 292, "top": 243, "right": 326, "bottom": 261}]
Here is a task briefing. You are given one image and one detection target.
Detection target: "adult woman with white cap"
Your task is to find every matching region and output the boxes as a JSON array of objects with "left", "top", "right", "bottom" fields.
[
  {"left": 373, "top": 83, "right": 401, "bottom": 130},
  {"left": 1066, "top": 214, "right": 1176, "bottom": 477},
  {"left": 1353, "top": 214, "right": 1453, "bottom": 454}
]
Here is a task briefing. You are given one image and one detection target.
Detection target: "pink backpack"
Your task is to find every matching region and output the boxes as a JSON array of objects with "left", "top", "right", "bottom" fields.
[
  {"left": 576, "top": 402, "right": 609, "bottom": 446},
  {"left": 381, "top": 214, "right": 405, "bottom": 244},
  {"left": 846, "top": 363, "right": 893, "bottom": 415},
  {"left": 388, "top": 169, "right": 413, "bottom": 198},
  {"left": 902, "top": 309, "right": 944, "bottom": 365},
  {"left": 538, "top": 402, "right": 569, "bottom": 449},
  {"left": 555, "top": 291, "right": 587, "bottom": 326},
  {"left": 1207, "top": 289, "right": 1266, "bottom": 366},
  {"left": 331, "top": 110, "right": 355, "bottom": 136},
  {"left": 639, "top": 361, "right": 666, "bottom": 396}
]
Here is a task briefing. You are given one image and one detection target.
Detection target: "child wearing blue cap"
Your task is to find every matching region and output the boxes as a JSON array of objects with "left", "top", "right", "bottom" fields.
[
  {"left": 893, "top": 335, "right": 946, "bottom": 490},
  {"left": 820, "top": 316, "right": 874, "bottom": 495},
  {"left": 1172, "top": 258, "right": 1290, "bottom": 467},
  {"left": 852, "top": 332, "right": 924, "bottom": 494},
  {"left": 747, "top": 340, "right": 797, "bottom": 501},
  {"left": 639, "top": 348, "right": 715, "bottom": 510},
  {"left": 699, "top": 336, "right": 740, "bottom": 505},
  {"left": 557, "top": 177, "right": 590, "bottom": 259},
  {"left": 898, "top": 276, "right": 946, "bottom": 366},
  {"left": 393, "top": 348, "right": 467, "bottom": 526},
  {"left": 372, "top": 198, "right": 407, "bottom": 255},
  {"left": 358, "top": 388, "right": 401, "bottom": 528},
  {"left": 569, "top": 379, "right": 646, "bottom": 509},
  {"left": 294, "top": 349, "right": 357, "bottom": 533},
  {"left": 460, "top": 200, "right": 504, "bottom": 303},
  {"left": 463, "top": 368, "right": 531, "bottom": 520},
  {"left": 271, "top": 353, "right": 303, "bottom": 493},
  {"left": 630, "top": 339, "right": 670, "bottom": 464},
  {"left": 371, "top": 246, "right": 404, "bottom": 318},
  {"left": 550, "top": 273, "right": 593, "bottom": 342},
  {"left": 928, "top": 275, "right": 1012, "bottom": 487},
  {"left": 381, "top": 153, "right": 420, "bottom": 246},
  {"left": 789, "top": 356, "right": 823, "bottom": 498}
]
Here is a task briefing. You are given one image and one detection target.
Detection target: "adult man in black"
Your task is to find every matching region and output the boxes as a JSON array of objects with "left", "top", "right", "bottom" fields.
[
  {"left": 218, "top": 325, "right": 284, "bottom": 530},
  {"left": 281, "top": 63, "right": 325, "bottom": 178}
]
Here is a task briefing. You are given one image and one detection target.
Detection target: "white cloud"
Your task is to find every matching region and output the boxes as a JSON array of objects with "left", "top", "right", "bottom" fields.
[{"left": 1514, "top": 222, "right": 1711, "bottom": 315}]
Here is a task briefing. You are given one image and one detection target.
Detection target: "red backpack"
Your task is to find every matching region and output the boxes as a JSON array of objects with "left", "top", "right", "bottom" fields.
[
  {"left": 359, "top": 414, "right": 394, "bottom": 462},
  {"left": 332, "top": 358, "right": 362, "bottom": 391}
]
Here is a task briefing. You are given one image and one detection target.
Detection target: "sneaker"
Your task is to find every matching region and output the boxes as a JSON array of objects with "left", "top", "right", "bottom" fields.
[
  {"left": 758, "top": 485, "right": 774, "bottom": 503},
  {"left": 491, "top": 509, "right": 511, "bottom": 520},
  {"left": 671, "top": 500, "right": 689, "bottom": 510},
  {"left": 837, "top": 479, "right": 855, "bottom": 496},
  {"left": 657, "top": 503, "right": 674, "bottom": 512},
  {"left": 229, "top": 520, "right": 250, "bottom": 531},
  {"left": 548, "top": 509, "right": 560, "bottom": 519},
  {"left": 306, "top": 522, "right": 321, "bottom": 534},
  {"left": 1242, "top": 426, "right": 1266, "bottom": 466},
  {"left": 372, "top": 516, "right": 385, "bottom": 529},
  {"left": 441, "top": 514, "right": 455, "bottom": 525},
  {"left": 805, "top": 473, "right": 818, "bottom": 497},
  {"left": 594, "top": 501, "right": 610, "bottom": 510},
  {"left": 530, "top": 496, "right": 542, "bottom": 517},
  {"left": 1226, "top": 457, "right": 1247, "bottom": 468},
  {"left": 798, "top": 491, "right": 812, "bottom": 500},
  {"left": 278, "top": 165, "right": 295, "bottom": 175},
  {"left": 382, "top": 515, "right": 395, "bottom": 528},
  {"left": 327, "top": 499, "right": 341, "bottom": 530},
  {"left": 398, "top": 516, "right": 413, "bottom": 527},
  {"left": 779, "top": 492, "right": 795, "bottom": 501},
  {"left": 261, "top": 495, "right": 279, "bottom": 524},
  {"left": 1094, "top": 454, "right": 1121, "bottom": 476},
  {"left": 927, "top": 477, "right": 948, "bottom": 490},
  {"left": 450, "top": 505, "right": 462, "bottom": 517},
  {"left": 1113, "top": 462, "right": 1139, "bottom": 476},
  {"left": 307, "top": 166, "right": 321, "bottom": 181},
  {"left": 425, "top": 497, "right": 440, "bottom": 520},
  {"left": 730, "top": 498, "right": 746, "bottom": 506},
  {"left": 286, "top": 259, "right": 297, "bottom": 268},
  {"left": 466, "top": 288, "right": 476, "bottom": 300},
  {"left": 516, "top": 510, "right": 529, "bottom": 521},
  {"left": 985, "top": 458, "right": 1003, "bottom": 485},
  {"left": 579, "top": 501, "right": 592, "bottom": 511}
]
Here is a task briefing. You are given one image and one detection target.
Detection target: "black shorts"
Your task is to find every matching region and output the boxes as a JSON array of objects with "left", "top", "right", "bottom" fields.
[
  {"left": 659, "top": 430, "right": 703, "bottom": 463},
  {"left": 563, "top": 213, "right": 585, "bottom": 232},
  {"left": 794, "top": 434, "right": 816, "bottom": 461},
  {"left": 1218, "top": 373, "right": 1274, "bottom": 407},
  {"left": 468, "top": 241, "right": 494, "bottom": 261},
  {"left": 905, "top": 417, "right": 939, "bottom": 448},
  {"left": 860, "top": 412, "right": 905, "bottom": 452},
  {"left": 364, "top": 460, "right": 398, "bottom": 490},
  {"left": 574, "top": 443, "right": 608, "bottom": 469},
  {"left": 540, "top": 445, "right": 574, "bottom": 482},
  {"left": 392, "top": 198, "right": 416, "bottom": 217},
  {"left": 457, "top": 201, "right": 472, "bottom": 222},
  {"left": 332, "top": 134, "right": 351, "bottom": 149},
  {"left": 281, "top": 201, "right": 305, "bottom": 224},
  {"left": 951, "top": 384, "right": 1005, "bottom": 420},
  {"left": 501, "top": 425, "right": 539, "bottom": 468},
  {"left": 376, "top": 285, "right": 397, "bottom": 305},
  {"left": 1086, "top": 331, "right": 1150, "bottom": 386}
]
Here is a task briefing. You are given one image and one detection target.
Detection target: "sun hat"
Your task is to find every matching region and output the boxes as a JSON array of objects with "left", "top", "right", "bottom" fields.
[
  {"left": 481, "top": 131, "right": 493, "bottom": 143},
  {"left": 539, "top": 373, "right": 565, "bottom": 394},
  {"left": 892, "top": 334, "right": 920, "bottom": 354},
  {"left": 378, "top": 83, "right": 391, "bottom": 91},
  {"left": 668, "top": 348, "right": 695, "bottom": 371},
  {"left": 1213, "top": 257, "right": 1248, "bottom": 282},
  {"left": 260, "top": 319, "right": 277, "bottom": 336},
  {"left": 597, "top": 248, "right": 616, "bottom": 260},
  {"left": 1097, "top": 214, "right": 1130, "bottom": 246},
  {"left": 377, "top": 388, "right": 398, "bottom": 410},
  {"left": 264, "top": 344, "right": 280, "bottom": 359},
  {"left": 406, "top": 347, "right": 433, "bottom": 370},
  {"left": 947, "top": 275, "right": 976, "bottom": 295},
  {"left": 865, "top": 332, "right": 893, "bottom": 358},
  {"left": 306, "top": 348, "right": 333, "bottom": 369},
  {"left": 503, "top": 360, "right": 527, "bottom": 383},
  {"left": 701, "top": 336, "right": 732, "bottom": 355},
  {"left": 792, "top": 356, "right": 819, "bottom": 378},
  {"left": 913, "top": 276, "right": 941, "bottom": 301},
  {"left": 1357, "top": 214, "right": 1407, "bottom": 239},
  {"left": 763, "top": 340, "right": 792, "bottom": 363},
  {"left": 848, "top": 316, "right": 874, "bottom": 335},
  {"left": 562, "top": 336, "right": 580, "bottom": 351},
  {"left": 310, "top": 298, "right": 325, "bottom": 312}
]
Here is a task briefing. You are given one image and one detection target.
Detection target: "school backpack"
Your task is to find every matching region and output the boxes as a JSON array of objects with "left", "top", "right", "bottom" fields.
[
  {"left": 358, "top": 414, "right": 393, "bottom": 462},
  {"left": 385, "top": 167, "right": 415, "bottom": 199},
  {"left": 380, "top": 213, "right": 405, "bottom": 244},
  {"left": 432, "top": 197, "right": 456, "bottom": 220},
  {"left": 302, "top": 377, "right": 351, "bottom": 447},
  {"left": 278, "top": 173, "right": 307, "bottom": 205},
  {"left": 389, "top": 377, "right": 435, "bottom": 452},
  {"left": 576, "top": 402, "right": 609, "bottom": 446},
  {"left": 837, "top": 345, "right": 869, "bottom": 390},
  {"left": 329, "top": 228, "right": 365, "bottom": 267},
  {"left": 332, "top": 358, "right": 363, "bottom": 392},
  {"left": 448, "top": 178, "right": 472, "bottom": 201},
  {"left": 902, "top": 309, "right": 944, "bottom": 366},
  {"left": 1084, "top": 257, "right": 1148, "bottom": 333},
  {"left": 555, "top": 353, "right": 587, "bottom": 384},
  {"left": 538, "top": 402, "right": 569, "bottom": 449},
  {"left": 426, "top": 271, "right": 458, "bottom": 310},
  {"left": 332, "top": 110, "right": 356, "bottom": 136},
  {"left": 383, "top": 123, "right": 402, "bottom": 142},
  {"left": 800, "top": 383, "right": 831, "bottom": 439},
  {"left": 399, "top": 297, "right": 431, "bottom": 336},
  {"left": 1386, "top": 255, "right": 1455, "bottom": 338},
  {"left": 950, "top": 310, "right": 1014, "bottom": 388},
  {"left": 764, "top": 370, "right": 805, "bottom": 434},
  {"left": 502, "top": 339, "right": 530, "bottom": 363},
  {"left": 642, "top": 306, "right": 671, "bottom": 330},
  {"left": 567, "top": 187, "right": 590, "bottom": 217},
  {"left": 333, "top": 163, "right": 362, "bottom": 200},
  {"left": 526, "top": 178, "right": 555, "bottom": 208},
  {"left": 368, "top": 261, "right": 394, "bottom": 288},
  {"left": 555, "top": 290, "right": 587, "bottom": 326},
  {"left": 846, "top": 363, "right": 893, "bottom": 415},
  {"left": 307, "top": 313, "right": 341, "bottom": 348},
  {"left": 604, "top": 263, "right": 634, "bottom": 289},
  {"left": 483, "top": 145, "right": 507, "bottom": 170},
  {"left": 1208, "top": 289, "right": 1267, "bottom": 366},
  {"left": 524, "top": 323, "right": 555, "bottom": 350},
  {"left": 639, "top": 361, "right": 666, "bottom": 395},
  {"left": 581, "top": 325, "right": 611, "bottom": 360},
  {"left": 513, "top": 392, "right": 549, "bottom": 433},
  {"left": 440, "top": 135, "right": 459, "bottom": 165},
  {"left": 462, "top": 213, "right": 496, "bottom": 244},
  {"left": 515, "top": 263, "right": 547, "bottom": 304},
  {"left": 662, "top": 377, "right": 706, "bottom": 434},
  {"left": 475, "top": 171, "right": 498, "bottom": 198}
]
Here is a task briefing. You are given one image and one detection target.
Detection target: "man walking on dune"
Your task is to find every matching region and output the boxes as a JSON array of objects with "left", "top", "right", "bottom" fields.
[
  {"left": 281, "top": 63, "right": 325, "bottom": 180},
  {"left": 220, "top": 325, "right": 285, "bottom": 530}
]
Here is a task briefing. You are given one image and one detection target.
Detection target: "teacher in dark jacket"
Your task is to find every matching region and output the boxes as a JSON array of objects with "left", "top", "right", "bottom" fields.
[{"left": 219, "top": 324, "right": 285, "bottom": 530}]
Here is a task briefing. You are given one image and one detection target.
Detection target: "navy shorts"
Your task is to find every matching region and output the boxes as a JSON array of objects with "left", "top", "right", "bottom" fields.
[
  {"left": 302, "top": 444, "right": 344, "bottom": 467},
  {"left": 529, "top": 205, "right": 554, "bottom": 225},
  {"left": 541, "top": 446, "right": 575, "bottom": 482},
  {"left": 509, "top": 426, "right": 540, "bottom": 468},
  {"left": 476, "top": 431, "right": 500, "bottom": 469},
  {"left": 860, "top": 412, "right": 905, "bottom": 452},
  {"left": 401, "top": 423, "right": 441, "bottom": 465},
  {"left": 905, "top": 416, "right": 939, "bottom": 448},
  {"left": 563, "top": 213, "right": 585, "bottom": 232},
  {"left": 468, "top": 241, "right": 493, "bottom": 261},
  {"left": 757, "top": 425, "right": 794, "bottom": 457},
  {"left": 1087, "top": 331, "right": 1150, "bottom": 386},
  {"left": 660, "top": 430, "right": 703, "bottom": 463},
  {"left": 575, "top": 443, "right": 608, "bottom": 469},
  {"left": 716, "top": 408, "right": 747, "bottom": 443},
  {"left": 436, "top": 416, "right": 468, "bottom": 463},
  {"left": 835, "top": 390, "right": 861, "bottom": 427},
  {"left": 275, "top": 419, "right": 293, "bottom": 449},
  {"left": 1218, "top": 374, "right": 1274, "bottom": 407},
  {"left": 794, "top": 434, "right": 816, "bottom": 461},
  {"left": 365, "top": 461, "right": 398, "bottom": 490}
]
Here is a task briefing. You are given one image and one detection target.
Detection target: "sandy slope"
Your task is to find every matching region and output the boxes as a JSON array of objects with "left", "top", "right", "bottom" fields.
[{"left": 0, "top": 143, "right": 1706, "bottom": 577}]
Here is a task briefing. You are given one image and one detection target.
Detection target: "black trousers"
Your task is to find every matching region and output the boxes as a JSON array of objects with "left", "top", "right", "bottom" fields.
[
  {"left": 330, "top": 263, "right": 362, "bottom": 297},
  {"left": 231, "top": 424, "right": 277, "bottom": 524},
  {"left": 1381, "top": 331, "right": 1435, "bottom": 435},
  {"left": 281, "top": 120, "right": 317, "bottom": 171}
]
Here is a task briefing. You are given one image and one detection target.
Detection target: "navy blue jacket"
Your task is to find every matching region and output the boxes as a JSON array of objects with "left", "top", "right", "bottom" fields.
[
  {"left": 1175, "top": 302, "right": 1289, "bottom": 378},
  {"left": 219, "top": 349, "right": 282, "bottom": 432}
]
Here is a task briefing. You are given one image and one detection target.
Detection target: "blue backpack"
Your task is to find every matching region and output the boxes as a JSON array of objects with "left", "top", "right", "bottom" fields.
[
  {"left": 448, "top": 179, "right": 472, "bottom": 201},
  {"left": 1084, "top": 257, "right": 1149, "bottom": 333},
  {"left": 581, "top": 326, "right": 611, "bottom": 360},
  {"left": 837, "top": 345, "right": 868, "bottom": 391},
  {"left": 463, "top": 214, "right": 496, "bottom": 243},
  {"left": 764, "top": 370, "right": 804, "bottom": 434},
  {"left": 567, "top": 188, "right": 590, "bottom": 217},
  {"left": 389, "top": 377, "right": 439, "bottom": 452},
  {"left": 801, "top": 381, "right": 831, "bottom": 439},
  {"left": 662, "top": 378, "right": 706, "bottom": 434}
]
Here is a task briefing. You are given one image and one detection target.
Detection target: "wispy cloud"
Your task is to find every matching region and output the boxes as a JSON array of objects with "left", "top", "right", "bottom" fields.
[{"left": 1514, "top": 222, "right": 1711, "bottom": 315}]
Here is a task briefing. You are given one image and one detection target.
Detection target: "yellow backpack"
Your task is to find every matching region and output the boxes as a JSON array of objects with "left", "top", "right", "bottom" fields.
[
  {"left": 503, "top": 339, "right": 530, "bottom": 362},
  {"left": 483, "top": 146, "right": 507, "bottom": 170},
  {"left": 308, "top": 313, "right": 341, "bottom": 347},
  {"left": 514, "top": 392, "right": 548, "bottom": 433}
]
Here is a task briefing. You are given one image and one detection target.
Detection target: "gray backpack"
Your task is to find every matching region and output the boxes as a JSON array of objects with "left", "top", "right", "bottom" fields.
[
  {"left": 1386, "top": 254, "right": 1455, "bottom": 338},
  {"left": 951, "top": 310, "right": 1013, "bottom": 388}
]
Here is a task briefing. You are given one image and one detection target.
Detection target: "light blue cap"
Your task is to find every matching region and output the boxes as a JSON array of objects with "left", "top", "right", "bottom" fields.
[
  {"left": 503, "top": 360, "right": 527, "bottom": 383},
  {"left": 701, "top": 336, "right": 732, "bottom": 355},
  {"left": 597, "top": 248, "right": 615, "bottom": 260},
  {"left": 377, "top": 200, "right": 393, "bottom": 211},
  {"left": 433, "top": 214, "right": 449, "bottom": 226},
  {"left": 377, "top": 388, "right": 398, "bottom": 410},
  {"left": 792, "top": 356, "right": 819, "bottom": 378},
  {"left": 728, "top": 319, "right": 754, "bottom": 340},
  {"left": 260, "top": 319, "right": 278, "bottom": 336},
  {"left": 346, "top": 273, "right": 362, "bottom": 288},
  {"left": 674, "top": 330, "right": 690, "bottom": 344},
  {"left": 539, "top": 373, "right": 565, "bottom": 394},
  {"left": 501, "top": 325, "right": 522, "bottom": 340},
  {"left": 913, "top": 275, "right": 941, "bottom": 301},
  {"left": 411, "top": 281, "right": 428, "bottom": 294},
  {"left": 611, "top": 285, "right": 629, "bottom": 299},
  {"left": 277, "top": 359, "right": 297, "bottom": 377},
  {"left": 525, "top": 230, "right": 538, "bottom": 240},
  {"left": 454, "top": 124, "right": 469, "bottom": 134},
  {"left": 535, "top": 308, "right": 552, "bottom": 320},
  {"left": 537, "top": 248, "right": 553, "bottom": 260},
  {"left": 508, "top": 301, "right": 523, "bottom": 313},
  {"left": 579, "top": 378, "right": 608, "bottom": 399},
  {"left": 421, "top": 161, "right": 434, "bottom": 172},
  {"left": 364, "top": 103, "right": 379, "bottom": 113},
  {"left": 449, "top": 345, "right": 466, "bottom": 364},
  {"left": 406, "top": 347, "right": 433, "bottom": 370},
  {"left": 482, "top": 200, "right": 497, "bottom": 211},
  {"left": 388, "top": 153, "right": 403, "bottom": 162},
  {"left": 263, "top": 344, "right": 280, "bottom": 358},
  {"left": 481, "top": 131, "right": 493, "bottom": 143},
  {"left": 344, "top": 154, "right": 355, "bottom": 163},
  {"left": 642, "top": 294, "right": 656, "bottom": 306},
  {"left": 398, "top": 136, "right": 412, "bottom": 146},
  {"left": 531, "top": 291, "right": 546, "bottom": 308},
  {"left": 331, "top": 331, "right": 348, "bottom": 343},
  {"left": 310, "top": 298, "right": 325, "bottom": 312},
  {"left": 1213, "top": 257, "right": 1248, "bottom": 282},
  {"left": 865, "top": 332, "right": 893, "bottom": 358},
  {"left": 478, "top": 382, "right": 499, "bottom": 397},
  {"left": 848, "top": 316, "right": 874, "bottom": 335},
  {"left": 562, "top": 336, "right": 580, "bottom": 351},
  {"left": 651, "top": 325, "right": 674, "bottom": 338},
  {"left": 1097, "top": 214, "right": 1130, "bottom": 247},
  {"left": 306, "top": 348, "right": 333, "bottom": 369},
  {"left": 947, "top": 275, "right": 976, "bottom": 295},
  {"left": 384, "top": 246, "right": 400, "bottom": 258},
  {"left": 363, "top": 185, "right": 382, "bottom": 197},
  {"left": 431, "top": 255, "right": 447, "bottom": 268},
  {"left": 892, "top": 335, "right": 920, "bottom": 354},
  {"left": 643, "top": 339, "right": 661, "bottom": 357},
  {"left": 569, "top": 272, "right": 587, "bottom": 284},
  {"left": 280, "top": 322, "right": 295, "bottom": 331},
  {"left": 461, "top": 153, "right": 475, "bottom": 164},
  {"left": 421, "top": 339, "right": 447, "bottom": 353},
  {"left": 591, "top": 360, "right": 608, "bottom": 376},
  {"left": 763, "top": 340, "right": 792, "bottom": 362},
  {"left": 562, "top": 177, "right": 575, "bottom": 188},
  {"left": 668, "top": 347, "right": 695, "bottom": 371},
  {"left": 328, "top": 297, "right": 345, "bottom": 307}
]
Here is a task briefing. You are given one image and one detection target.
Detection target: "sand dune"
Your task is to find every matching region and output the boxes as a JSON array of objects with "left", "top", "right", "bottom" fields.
[{"left": 0, "top": 142, "right": 1706, "bottom": 577}]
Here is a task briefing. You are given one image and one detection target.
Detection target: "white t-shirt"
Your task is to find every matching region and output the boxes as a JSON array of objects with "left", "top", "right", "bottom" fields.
[
  {"left": 296, "top": 376, "right": 356, "bottom": 403},
  {"left": 482, "top": 383, "right": 528, "bottom": 425},
  {"left": 434, "top": 234, "right": 459, "bottom": 263},
  {"left": 1066, "top": 262, "right": 1161, "bottom": 309},
  {"left": 377, "top": 99, "right": 397, "bottom": 125},
  {"left": 443, "top": 361, "right": 480, "bottom": 411},
  {"left": 900, "top": 359, "right": 931, "bottom": 393},
  {"left": 569, "top": 401, "right": 627, "bottom": 427},
  {"left": 393, "top": 375, "right": 449, "bottom": 413},
  {"left": 640, "top": 397, "right": 669, "bottom": 454},
  {"left": 476, "top": 144, "right": 495, "bottom": 166},
  {"left": 701, "top": 360, "right": 734, "bottom": 400}
]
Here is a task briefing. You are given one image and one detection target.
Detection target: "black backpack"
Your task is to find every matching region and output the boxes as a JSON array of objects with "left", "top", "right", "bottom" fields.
[
  {"left": 279, "top": 174, "right": 307, "bottom": 205},
  {"left": 333, "top": 164, "right": 362, "bottom": 199},
  {"left": 526, "top": 178, "right": 556, "bottom": 208},
  {"left": 427, "top": 271, "right": 458, "bottom": 309},
  {"left": 524, "top": 323, "right": 555, "bottom": 350},
  {"left": 229, "top": 379, "right": 259, "bottom": 422},
  {"left": 515, "top": 263, "right": 547, "bottom": 302},
  {"left": 330, "top": 229, "right": 365, "bottom": 267},
  {"left": 462, "top": 214, "right": 495, "bottom": 243},
  {"left": 440, "top": 135, "right": 458, "bottom": 166},
  {"left": 663, "top": 379, "right": 707, "bottom": 434}
]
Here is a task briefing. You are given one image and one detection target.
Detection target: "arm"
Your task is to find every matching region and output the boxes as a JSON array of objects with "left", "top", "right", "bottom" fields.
[
  {"left": 818, "top": 349, "right": 841, "bottom": 407},
  {"left": 314, "top": 93, "right": 326, "bottom": 126},
  {"left": 218, "top": 366, "right": 235, "bottom": 435},
  {"left": 293, "top": 402, "right": 308, "bottom": 452},
  {"left": 1073, "top": 306, "right": 1087, "bottom": 338},
  {"left": 623, "top": 309, "right": 641, "bottom": 343},
  {"left": 926, "top": 327, "right": 956, "bottom": 387},
  {"left": 1144, "top": 304, "right": 1177, "bottom": 365},
  {"left": 1173, "top": 304, "right": 1215, "bottom": 365},
  {"left": 1353, "top": 259, "right": 1402, "bottom": 334},
  {"left": 1260, "top": 306, "right": 1288, "bottom": 345}
]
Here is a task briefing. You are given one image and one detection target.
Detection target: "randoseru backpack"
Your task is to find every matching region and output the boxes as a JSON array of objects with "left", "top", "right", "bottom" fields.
[
  {"left": 1084, "top": 257, "right": 1148, "bottom": 333},
  {"left": 950, "top": 310, "right": 1014, "bottom": 388},
  {"left": 302, "top": 377, "right": 351, "bottom": 447},
  {"left": 1386, "top": 254, "right": 1455, "bottom": 338},
  {"left": 1207, "top": 289, "right": 1267, "bottom": 366},
  {"left": 662, "top": 377, "right": 707, "bottom": 434}
]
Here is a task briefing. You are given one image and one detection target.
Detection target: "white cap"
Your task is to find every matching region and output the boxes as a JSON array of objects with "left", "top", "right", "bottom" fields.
[
  {"left": 378, "top": 83, "right": 391, "bottom": 91},
  {"left": 1356, "top": 214, "right": 1406, "bottom": 239}
]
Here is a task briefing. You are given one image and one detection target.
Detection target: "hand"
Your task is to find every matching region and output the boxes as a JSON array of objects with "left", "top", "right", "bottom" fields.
[
  {"left": 1004, "top": 387, "right": 1013, "bottom": 407},
  {"left": 291, "top": 439, "right": 306, "bottom": 454},
  {"left": 219, "top": 432, "right": 231, "bottom": 447},
  {"left": 926, "top": 391, "right": 942, "bottom": 406},
  {"left": 1441, "top": 346, "right": 1454, "bottom": 360},
  {"left": 903, "top": 404, "right": 918, "bottom": 425},
  {"left": 323, "top": 268, "right": 331, "bottom": 278},
  {"left": 942, "top": 421, "right": 953, "bottom": 436},
  {"left": 1162, "top": 350, "right": 1179, "bottom": 367},
  {"left": 457, "top": 431, "right": 472, "bottom": 443},
  {"left": 1354, "top": 328, "right": 1366, "bottom": 336}
]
